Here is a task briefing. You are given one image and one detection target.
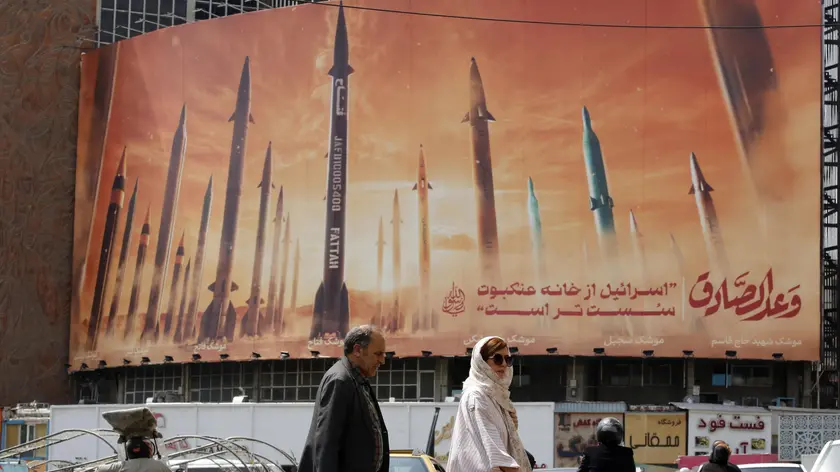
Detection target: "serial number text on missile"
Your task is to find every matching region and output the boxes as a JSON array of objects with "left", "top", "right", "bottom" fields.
[{"left": 330, "top": 136, "right": 345, "bottom": 212}]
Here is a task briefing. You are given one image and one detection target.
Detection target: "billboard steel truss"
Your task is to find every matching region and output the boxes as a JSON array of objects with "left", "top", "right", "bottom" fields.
[{"left": 823, "top": 0, "right": 840, "bottom": 408}]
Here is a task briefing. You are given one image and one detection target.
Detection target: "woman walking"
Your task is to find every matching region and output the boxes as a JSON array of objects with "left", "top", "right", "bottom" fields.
[{"left": 447, "top": 336, "right": 531, "bottom": 472}]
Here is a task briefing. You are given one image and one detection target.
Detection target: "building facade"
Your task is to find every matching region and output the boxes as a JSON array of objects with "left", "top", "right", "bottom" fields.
[{"left": 76, "top": 355, "right": 812, "bottom": 409}]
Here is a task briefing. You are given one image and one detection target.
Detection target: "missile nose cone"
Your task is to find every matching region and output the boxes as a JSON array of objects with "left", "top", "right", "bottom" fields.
[
  {"left": 629, "top": 209, "right": 639, "bottom": 233},
  {"left": 206, "top": 175, "right": 214, "bottom": 194},
  {"left": 144, "top": 205, "right": 152, "bottom": 225},
  {"left": 239, "top": 57, "right": 251, "bottom": 88},
  {"left": 263, "top": 143, "right": 273, "bottom": 169},
  {"left": 528, "top": 176, "right": 535, "bottom": 192},
  {"left": 470, "top": 56, "right": 476, "bottom": 63},
  {"left": 582, "top": 106, "right": 591, "bottom": 128},
  {"left": 117, "top": 147, "right": 127, "bottom": 177},
  {"left": 178, "top": 231, "right": 185, "bottom": 247}
]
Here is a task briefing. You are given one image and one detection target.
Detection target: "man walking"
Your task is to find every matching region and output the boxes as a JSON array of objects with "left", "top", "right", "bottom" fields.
[{"left": 298, "top": 325, "right": 390, "bottom": 472}]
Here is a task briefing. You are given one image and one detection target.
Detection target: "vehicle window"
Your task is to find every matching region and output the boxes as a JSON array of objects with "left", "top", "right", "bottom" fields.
[
  {"left": 432, "top": 462, "right": 446, "bottom": 472},
  {"left": 389, "top": 457, "right": 427, "bottom": 472}
]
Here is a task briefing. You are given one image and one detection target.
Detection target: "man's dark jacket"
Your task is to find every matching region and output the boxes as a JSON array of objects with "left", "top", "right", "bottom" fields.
[
  {"left": 298, "top": 357, "right": 390, "bottom": 472},
  {"left": 578, "top": 444, "right": 636, "bottom": 472}
]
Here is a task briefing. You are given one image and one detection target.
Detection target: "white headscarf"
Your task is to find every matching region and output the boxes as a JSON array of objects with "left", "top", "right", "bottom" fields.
[{"left": 462, "top": 336, "right": 530, "bottom": 472}]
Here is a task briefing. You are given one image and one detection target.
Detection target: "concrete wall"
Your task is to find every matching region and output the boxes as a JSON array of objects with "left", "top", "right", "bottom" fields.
[{"left": 0, "top": 0, "right": 96, "bottom": 404}]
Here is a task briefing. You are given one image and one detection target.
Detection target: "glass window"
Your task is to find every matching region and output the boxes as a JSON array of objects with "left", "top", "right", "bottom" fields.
[
  {"left": 730, "top": 365, "right": 773, "bottom": 388},
  {"left": 609, "top": 364, "right": 633, "bottom": 386},
  {"left": 389, "top": 456, "right": 427, "bottom": 472},
  {"left": 420, "top": 372, "right": 435, "bottom": 400},
  {"left": 124, "top": 364, "right": 183, "bottom": 404},
  {"left": 645, "top": 364, "right": 672, "bottom": 386}
]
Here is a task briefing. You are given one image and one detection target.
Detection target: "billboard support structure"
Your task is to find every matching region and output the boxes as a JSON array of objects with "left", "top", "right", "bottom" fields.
[{"left": 822, "top": 0, "right": 840, "bottom": 409}]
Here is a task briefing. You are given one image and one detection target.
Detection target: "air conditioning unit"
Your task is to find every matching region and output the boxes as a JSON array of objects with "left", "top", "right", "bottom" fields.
[
  {"left": 774, "top": 397, "right": 796, "bottom": 407},
  {"left": 741, "top": 396, "right": 760, "bottom": 407}
]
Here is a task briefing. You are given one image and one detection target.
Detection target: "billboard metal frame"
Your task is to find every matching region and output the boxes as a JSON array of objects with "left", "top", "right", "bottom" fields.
[
  {"left": 822, "top": 0, "right": 840, "bottom": 408},
  {"left": 88, "top": 0, "right": 832, "bottom": 379}
]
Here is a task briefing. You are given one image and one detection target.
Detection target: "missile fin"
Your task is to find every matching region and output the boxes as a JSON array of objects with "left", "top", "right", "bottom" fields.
[
  {"left": 313, "top": 282, "right": 325, "bottom": 315},
  {"left": 412, "top": 183, "right": 418, "bottom": 191},
  {"left": 261, "top": 298, "right": 265, "bottom": 305},
  {"left": 200, "top": 299, "right": 220, "bottom": 335},
  {"left": 589, "top": 197, "right": 598, "bottom": 211},
  {"left": 228, "top": 113, "right": 235, "bottom": 122},
  {"left": 223, "top": 301, "right": 237, "bottom": 341},
  {"left": 340, "top": 282, "right": 350, "bottom": 324},
  {"left": 249, "top": 114, "right": 255, "bottom": 124},
  {"left": 607, "top": 196, "right": 614, "bottom": 208},
  {"left": 428, "top": 182, "right": 433, "bottom": 190},
  {"left": 231, "top": 281, "right": 239, "bottom": 291},
  {"left": 461, "top": 111, "right": 470, "bottom": 123},
  {"left": 208, "top": 281, "right": 216, "bottom": 292},
  {"left": 689, "top": 182, "right": 713, "bottom": 194},
  {"left": 327, "top": 65, "right": 355, "bottom": 77},
  {"left": 486, "top": 111, "right": 496, "bottom": 122}
]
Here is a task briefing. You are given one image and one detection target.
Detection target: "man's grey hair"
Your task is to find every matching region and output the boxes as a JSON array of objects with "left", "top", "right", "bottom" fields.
[{"left": 344, "top": 325, "right": 381, "bottom": 355}]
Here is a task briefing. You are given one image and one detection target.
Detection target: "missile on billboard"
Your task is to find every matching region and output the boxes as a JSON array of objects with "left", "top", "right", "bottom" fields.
[
  {"left": 582, "top": 106, "right": 618, "bottom": 261},
  {"left": 265, "top": 186, "right": 284, "bottom": 334},
  {"left": 689, "top": 152, "right": 730, "bottom": 276},
  {"left": 161, "top": 232, "right": 185, "bottom": 338},
  {"left": 698, "top": 0, "right": 776, "bottom": 173},
  {"left": 106, "top": 174, "right": 137, "bottom": 336},
  {"left": 276, "top": 213, "right": 291, "bottom": 333},
  {"left": 142, "top": 105, "right": 187, "bottom": 342},
  {"left": 527, "top": 177, "right": 547, "bottom": 329},
  {"left": 462, "top": 57, "right": 502, "bottom": 285},
  {"left": 242, "top": 144, "right": 273, "bottom": 338},
  {"left": 669, "top": 233, "right": 686, "bottom": 277},
  {"left": 413, "top": 145, "right": 436, "bottom": 331},
  {"left": 375, "top": 216, "right": 385, "bottom": 327},
  {"left": 311, "top": 1, "right": 353, "bottom": 339},
  {"left": 289, "top": 238, "right": 300, "bottom": 316},
  {"left": 629, "top": 209, "right": 648, "bottom": 281},
  {"left": 200, "top": 56, "right": 254, "bottom": 342},
  {"left": 527, "top": 177, "right": 546, "bottom": 284},
  {"left": 86, "top": 148, "right": 127, "bottom": 351},
  {"left": 173, "top": 258, "right": 191, "bottom": 344},
  {"left": 185, "top": 176, "right": 213, "bottom": 342},
  {"left": 124, "top": 206, "right": 151, "bottom": 340},
  {"left": 391, "top": 189, "right": 403, "bottom": 331}
]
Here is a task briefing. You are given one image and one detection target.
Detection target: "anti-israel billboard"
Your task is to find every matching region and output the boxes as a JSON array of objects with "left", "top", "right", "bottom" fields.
[{"left": 70, "top": 0, "right": 822, "bottom": 369}]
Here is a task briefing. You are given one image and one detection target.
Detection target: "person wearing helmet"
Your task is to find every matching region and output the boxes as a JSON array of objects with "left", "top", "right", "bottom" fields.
[
  {"left": 95, "top": 437, "right": 171, "bottom": 472},
  {"left": 699, "top": 442, "right": 741, "bottom": 472},
  {"left": 577, "top": 417, "right": 635, "bottom": 472}
]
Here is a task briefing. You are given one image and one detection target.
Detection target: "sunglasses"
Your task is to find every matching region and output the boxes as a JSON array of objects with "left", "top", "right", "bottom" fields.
[{"left": 491, "top": 353, "right": 513, "bottom": 367}]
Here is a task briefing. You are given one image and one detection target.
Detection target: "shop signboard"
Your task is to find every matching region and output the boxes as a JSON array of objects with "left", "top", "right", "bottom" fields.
[
  {"left": 687, "top": 411, "right": 771, "bottom": 456},
  {"left": 625, "top": 412, "right": 687, "bottom": 464}
]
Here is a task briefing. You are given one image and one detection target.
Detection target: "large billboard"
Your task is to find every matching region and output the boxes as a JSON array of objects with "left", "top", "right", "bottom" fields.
[{"left": 71, "top": 0, "right": 822, "bottom": 369}]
